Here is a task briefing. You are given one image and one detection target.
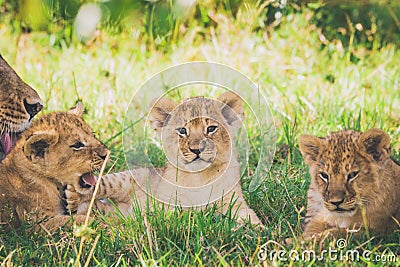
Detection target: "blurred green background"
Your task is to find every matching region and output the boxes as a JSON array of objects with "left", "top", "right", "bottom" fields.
[{"left": 1, "top": 0, "right": 399, "bottom": 51}]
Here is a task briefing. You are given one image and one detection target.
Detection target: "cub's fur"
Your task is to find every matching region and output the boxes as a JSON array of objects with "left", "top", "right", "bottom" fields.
[
  {"left": 299, "top": 129, "right": 400, "bottom": 238},
  {"left": 67, "top": 92, "right": 261, "bottom": 223},
  {"left": 0, "top": 55, "right": 42, "bottom": 161},
  {"left": 0, "top": 103, "right": 108, "bottom": 232}
]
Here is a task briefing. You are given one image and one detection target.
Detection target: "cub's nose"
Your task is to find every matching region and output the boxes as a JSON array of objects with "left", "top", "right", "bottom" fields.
[
  {"left": 189, "top": 148, "right": 201, "bottom": 155},
  {"left": 24, "top": 98, "right": 43, "bottom": 119},
  {"left": 97, "top": 145, "right": 109, "bottom": 160},
  {"left": 330, "top": 199, "right": 344, "bottom": 207}
]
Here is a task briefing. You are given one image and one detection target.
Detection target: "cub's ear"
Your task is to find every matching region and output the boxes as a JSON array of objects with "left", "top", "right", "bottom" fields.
[
  {"left": 68, "top": 102, "right": 85, "bottom": 117},
  {"left": 359, "top": 129, "right": 391, "bottom": 161},
  {"left": 218, "top": 91, "right": 244, "bottom": 128},
  {"left": 24, "top": 130, "right": 59, "bottom": 160},
  {"left": 149, "top": 97, "right": 177, "bottom": 134},
  {"left": 298, "top": 135, "right": 323, "bottom": 165}
]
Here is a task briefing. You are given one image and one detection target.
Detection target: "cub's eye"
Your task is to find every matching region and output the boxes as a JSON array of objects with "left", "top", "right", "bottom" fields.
[
  {"left": 206, "top": 125, "right": 218, "bottom": 134},
  {"left": 347, "top": 171, "right": 359, "bottom": 181},
  {"left": 319, "top": 172, "right": 329, "bottom": 182},
  {"left": 176, "top": 127, "right": 188, "bottom": 136},
  {"left": 71, "top": 141, "right": 85, "bottom": 150}
]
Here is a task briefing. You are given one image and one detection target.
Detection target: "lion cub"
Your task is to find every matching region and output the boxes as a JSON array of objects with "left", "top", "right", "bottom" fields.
[
  {"left": 299, "top": 129, "right": 400, "bottom": 239},
  {"left": 0, "top": 103, "right": 108, "bottom": 232},
  {"left": 67, "top": 92, "right": 261, "bottom": 223}
]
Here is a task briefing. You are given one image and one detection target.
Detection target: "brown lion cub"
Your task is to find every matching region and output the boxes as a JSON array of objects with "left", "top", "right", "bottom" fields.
[
  {"left": 0, "top": 103, "right": 108, "bottom": 232},
  {"left": 299, "top": 129, "right": 400, "bottom": 239},
  {"left": 67, "top": 92, "right": 261, "bottom": 224}
]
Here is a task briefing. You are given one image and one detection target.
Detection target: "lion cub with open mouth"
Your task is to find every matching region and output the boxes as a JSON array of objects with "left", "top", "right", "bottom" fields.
[
  {"left": 299, "top": 129, "right": 400, "bottom": 239},
  {"left": 0, "top": 103, "right": 108, "bottom": 232},
  {"left": 67, "top": 92, "right": 261, "bottom": 224}
]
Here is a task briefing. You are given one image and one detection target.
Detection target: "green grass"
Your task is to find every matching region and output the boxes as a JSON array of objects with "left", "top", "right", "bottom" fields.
[{"left": 1, "top": 6, "right": 400, "bottom": 266}]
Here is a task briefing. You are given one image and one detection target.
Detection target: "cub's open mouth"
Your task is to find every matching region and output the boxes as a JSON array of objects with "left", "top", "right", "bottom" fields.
[
  {"left": 79, "top": 172, "right": 97, "bottom": 188},
  {"left": 0, "top": 132, "right": 20, "bottom": 161}
]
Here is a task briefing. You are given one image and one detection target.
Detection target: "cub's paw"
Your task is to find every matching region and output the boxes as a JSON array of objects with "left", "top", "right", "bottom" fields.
[
  {"left": 65, "top": 185, "right": 81, "bottom": 214},
  {"left": 236, "top": 208, "right": 262, "bottom": 225}
]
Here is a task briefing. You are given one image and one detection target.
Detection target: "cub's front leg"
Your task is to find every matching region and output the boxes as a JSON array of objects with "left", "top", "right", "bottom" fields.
[
  {"left": 64, "top": 185, "right": 82, "bottom": 214},
  {"left": 65, "top": 185, "right": 132, "bottom": 216},
  {"left": 223, "top": 183, "right": 261, "bottom": 224},
  {"left": 302, "top": 215, "right": 362, "bottom": 241},
  {"left": 302, "top": 216, "right": 329, "bottom": 239},
  {"left": 38, "top": 215, "right": 92, "bottom": 232},
  {"left": 65, "top": 184, "right": 92, "bottom": 215},
  {"left": 65, "top": 172, "right": 134, "bottom": 216}
]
